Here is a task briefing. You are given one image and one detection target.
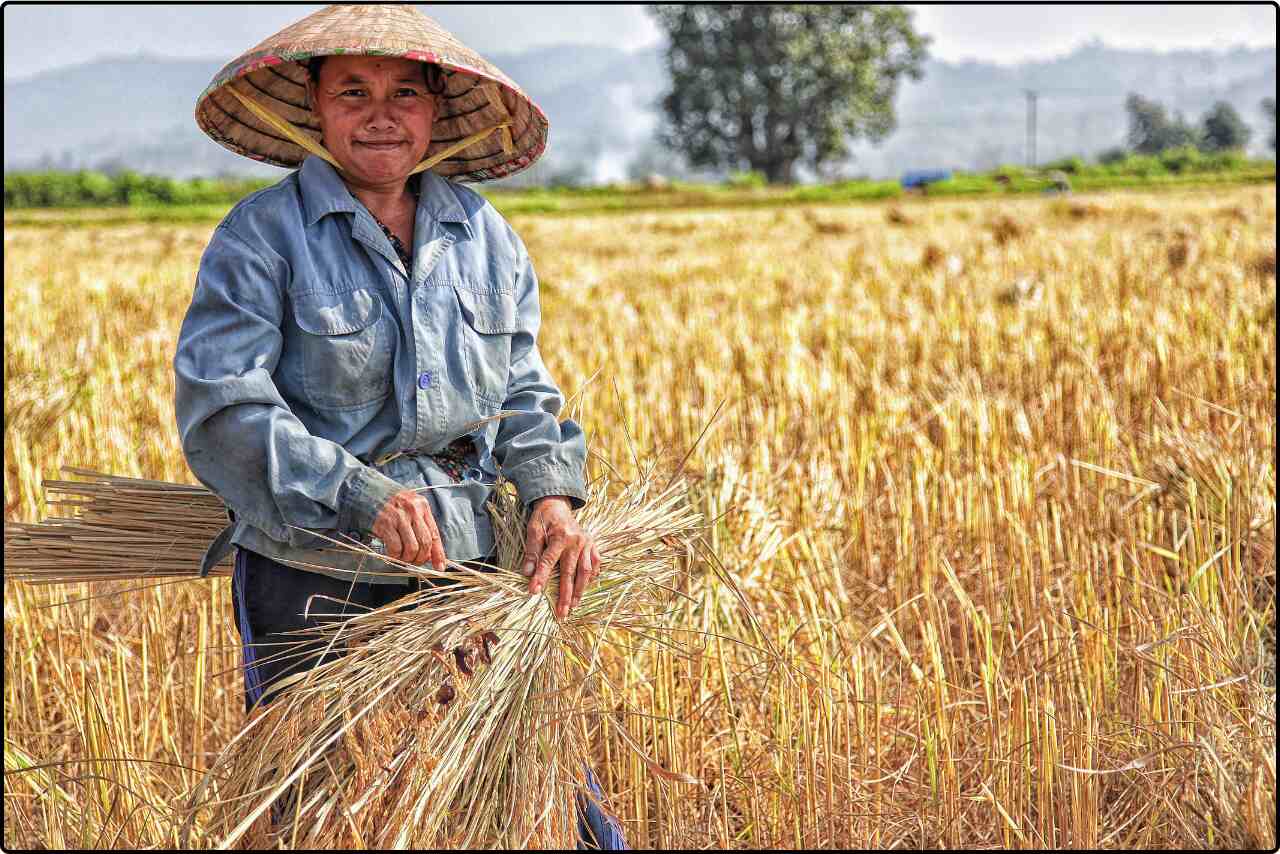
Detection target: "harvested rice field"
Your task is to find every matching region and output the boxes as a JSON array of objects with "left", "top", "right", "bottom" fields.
[{"left": 3, "top": 185, "right": 1276, "bottom": 848}]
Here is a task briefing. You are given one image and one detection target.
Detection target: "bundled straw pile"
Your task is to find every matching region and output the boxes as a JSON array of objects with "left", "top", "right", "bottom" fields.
[
  {"left": 5, "top": 465, "right": 715, "bottom": 848},
  {"left": 185, "top": 473, "right": 703, "bottom": 848},
  {"left": 4, "top": 468, "right": 235, "bottom": 581}
]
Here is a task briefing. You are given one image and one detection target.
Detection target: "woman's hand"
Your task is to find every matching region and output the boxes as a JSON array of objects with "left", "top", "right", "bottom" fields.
[
  {"left": 371, "top": 489, "right": 446, "bottom": 570},
  {"left": 522, "top": 496, "right": 600, "bottom": 619}
]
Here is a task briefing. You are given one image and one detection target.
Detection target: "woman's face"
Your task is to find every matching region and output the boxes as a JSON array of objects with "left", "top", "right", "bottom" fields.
[{"left": 306, "top": 54, "right": 438, "bottom": 190}]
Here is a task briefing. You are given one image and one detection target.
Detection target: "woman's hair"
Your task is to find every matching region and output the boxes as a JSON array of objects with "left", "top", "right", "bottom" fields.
[{"left": 304, "top": 55, "right": 447, "bottom": 95}]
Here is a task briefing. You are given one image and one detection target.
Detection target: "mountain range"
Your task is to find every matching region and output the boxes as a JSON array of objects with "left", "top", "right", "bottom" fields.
[{"left": 4, "top": 40, "right": 1275, "bottom": 185}]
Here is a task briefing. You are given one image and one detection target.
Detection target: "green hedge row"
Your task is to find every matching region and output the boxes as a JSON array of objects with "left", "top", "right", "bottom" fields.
[
  {"left": 3, "top": 170, "right": 276, "bottom": 209},
  {"left": 4, "top": 153, "right": 1274, "bottom": 210},
  {"left": 1011, "top": 147, "right": 1261, "bottom": 178}
]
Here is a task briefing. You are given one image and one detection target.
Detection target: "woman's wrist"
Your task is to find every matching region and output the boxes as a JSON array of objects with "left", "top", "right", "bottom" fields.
[{"left": 531, "top": 494, "right": 573, "bottom": 511}]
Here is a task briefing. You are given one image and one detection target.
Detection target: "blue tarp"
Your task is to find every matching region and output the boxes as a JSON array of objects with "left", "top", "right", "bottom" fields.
[{"left": 901, "top": 169, "right": 953, "bottom": 188}]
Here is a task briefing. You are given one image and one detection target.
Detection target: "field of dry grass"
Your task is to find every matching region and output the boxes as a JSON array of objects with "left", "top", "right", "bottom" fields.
[{"left": 3, "top": 184, "right": 1276, "bottom": 848}]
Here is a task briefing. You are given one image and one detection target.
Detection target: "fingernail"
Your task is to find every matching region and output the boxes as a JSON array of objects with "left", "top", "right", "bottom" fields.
[{"left": 521, "top": 561, "right": 534, "bottom": 576}]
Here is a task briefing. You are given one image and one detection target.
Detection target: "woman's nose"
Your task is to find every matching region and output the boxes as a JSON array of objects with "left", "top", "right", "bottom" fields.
[{"left": 364, "top": 98, "right": 398, "bottom": 131}]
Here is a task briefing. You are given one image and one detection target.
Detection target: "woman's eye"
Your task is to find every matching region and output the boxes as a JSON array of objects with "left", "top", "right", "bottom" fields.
[
  {"left": 341, "top": 89, "right": 364, "bottom": 97},
  {"left": 397, "top": 89, "right": 420, "bottom": 97}
]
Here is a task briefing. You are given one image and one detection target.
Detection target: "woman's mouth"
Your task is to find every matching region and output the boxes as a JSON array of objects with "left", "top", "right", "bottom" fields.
[{"left": 358, "top": 141, "right": 405, "bottom": 150}]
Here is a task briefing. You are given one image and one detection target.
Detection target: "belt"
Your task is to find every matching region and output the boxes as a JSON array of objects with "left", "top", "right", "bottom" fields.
[
  {"left": 373, "top": 414, "right": 518, "bottom": 468},
  {"left": 374, "top": 442, "right": 468, "bottom": 469}
]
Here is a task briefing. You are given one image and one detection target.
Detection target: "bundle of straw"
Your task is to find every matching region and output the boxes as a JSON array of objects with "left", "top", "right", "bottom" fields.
[
  {"left": 3, "top": 468, "right": 235, "bottom": 582},
  {"left": 180, "top": 470, "right": 707, "bottom": 848}
]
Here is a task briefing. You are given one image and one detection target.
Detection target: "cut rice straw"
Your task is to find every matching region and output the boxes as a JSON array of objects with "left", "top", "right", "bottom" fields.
[
  {"left": 174, "top": 464, "right": 744, "bottom": 849},
  {"left": 3, "top": 468, "right": 235, "bottom": 582}
]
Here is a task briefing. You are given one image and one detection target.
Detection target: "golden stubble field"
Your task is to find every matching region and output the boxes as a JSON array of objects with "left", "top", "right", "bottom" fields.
[{"left": 3, "top": 185, "right": 1276, "bottom": 848}]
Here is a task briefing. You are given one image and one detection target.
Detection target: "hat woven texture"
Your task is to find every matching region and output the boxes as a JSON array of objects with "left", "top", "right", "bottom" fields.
[{"left": 194, "top": 4, "right": 548, "bottom": 182}]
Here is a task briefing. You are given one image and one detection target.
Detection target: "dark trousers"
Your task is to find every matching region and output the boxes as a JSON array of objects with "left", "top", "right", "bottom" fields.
[{"left": 230, "top": 547, "right": 627, "bottom": 849}]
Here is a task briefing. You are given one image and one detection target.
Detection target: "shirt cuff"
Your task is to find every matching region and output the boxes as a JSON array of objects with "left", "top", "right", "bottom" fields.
[
  {"left": 337, "top": 465, "right": 404, "bottom": 534},
  {"left": 510, "top": 461, "right": 588, "bottom": 511}
]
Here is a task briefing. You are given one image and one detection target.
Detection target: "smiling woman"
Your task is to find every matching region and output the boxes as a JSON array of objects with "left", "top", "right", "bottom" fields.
[{"left": 176, "top": 3, "right": 622, "bottom": 848}]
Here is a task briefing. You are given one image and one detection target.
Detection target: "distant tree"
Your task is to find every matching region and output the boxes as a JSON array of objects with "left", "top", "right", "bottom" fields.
[
  {"left": 1097, "top": 146, "right": 1129, "bottom": 165},
  {"left": 1125, "top": 94, "right": 1198, "bottom": 154},
  {"left": 648, "top": 4, "right": 929, "bottom": 184},
  {"left": 1199, "top": 101, "right": 1251, "bottom": 152},
  {"left": 1124, "top": 94, "right": 1167, "bottom": 153},
  {"left": 1262, "top": 97, "right": 1276, "bottom": 152},
  {"left": 1161, "top": 113, "right": 1200, "bottom": 151}
]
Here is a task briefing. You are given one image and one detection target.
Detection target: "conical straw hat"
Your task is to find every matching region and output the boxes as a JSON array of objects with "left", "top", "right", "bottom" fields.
[{"left": 194, "top": 4, "right": 548, "bottom": 183}]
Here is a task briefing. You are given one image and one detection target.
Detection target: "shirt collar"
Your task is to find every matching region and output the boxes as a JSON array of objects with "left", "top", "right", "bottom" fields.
[{"left": 299, "top": 154, "right": 468, "bottom": 229}]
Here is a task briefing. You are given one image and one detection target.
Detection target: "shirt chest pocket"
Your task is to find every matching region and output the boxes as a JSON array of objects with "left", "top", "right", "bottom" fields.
[
  {"left": 292, "top": 288, "right": 395, "bottom": 410},
  {"left": 453, "top": 286, "right": 517, "bottom": 408}
]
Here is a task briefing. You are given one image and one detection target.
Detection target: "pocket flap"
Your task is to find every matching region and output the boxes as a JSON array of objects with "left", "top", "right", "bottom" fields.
[
  {"left": 294, "top": 288, "right": 383, "bottom": 336},
  {"left": 454, "top": 287, "right": 518, "bottom": 334}
]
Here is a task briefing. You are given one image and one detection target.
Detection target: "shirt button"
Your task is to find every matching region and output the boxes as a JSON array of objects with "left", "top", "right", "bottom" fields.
[{"left": 417, "top": 370, "right": 433, "bottom": 389}]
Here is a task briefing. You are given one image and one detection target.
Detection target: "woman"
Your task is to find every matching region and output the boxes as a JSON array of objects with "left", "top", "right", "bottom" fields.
[{"left": 175, "top": 5, "right": 623, "bottom": 848}]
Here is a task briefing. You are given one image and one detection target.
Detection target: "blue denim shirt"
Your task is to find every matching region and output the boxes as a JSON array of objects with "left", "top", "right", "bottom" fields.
[{"left": 174, "top": 155, "right": 587, "bottom": 583}]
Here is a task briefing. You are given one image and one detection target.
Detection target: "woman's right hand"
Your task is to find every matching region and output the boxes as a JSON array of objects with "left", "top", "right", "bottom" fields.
[{"left": 370, "top": 489, "right": 446, "bottom": 570}]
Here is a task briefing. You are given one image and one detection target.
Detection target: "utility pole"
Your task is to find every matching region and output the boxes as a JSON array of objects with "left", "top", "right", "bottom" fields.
[{"left": 1024, "top": 89, "right": 1038, "bottom": 169}]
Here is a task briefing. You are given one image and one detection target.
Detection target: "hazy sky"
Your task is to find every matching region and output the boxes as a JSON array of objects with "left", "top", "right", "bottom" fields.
[{"left": 3, "top": 3, "right": 1276, "bottom": 81}]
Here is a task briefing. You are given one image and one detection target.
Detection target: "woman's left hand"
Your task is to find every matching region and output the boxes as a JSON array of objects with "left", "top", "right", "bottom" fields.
[{"left": 522, "top": 496, "right": 600, "bottom": 619}]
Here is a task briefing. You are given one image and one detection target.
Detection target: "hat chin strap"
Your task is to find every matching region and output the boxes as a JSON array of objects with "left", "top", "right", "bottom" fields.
[{"left": 225, "top": 82, "right": 514, "bottom": 175}]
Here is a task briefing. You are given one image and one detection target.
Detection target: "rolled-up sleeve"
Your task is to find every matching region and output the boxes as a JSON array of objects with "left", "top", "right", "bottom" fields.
[
  {"left": 173, "top": 224, "right": 401, "bottom": 545},
  {"left": 492, "top": 243, "right": 588, "bottom": 510}
]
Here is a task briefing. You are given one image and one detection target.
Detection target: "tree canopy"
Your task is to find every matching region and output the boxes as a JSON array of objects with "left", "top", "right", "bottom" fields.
[
  {"left": 648, "top": 4, "right": 929, "bottom": 183},
  {"left": 1125, "top": 94, "right": 1199, "bottom": 154},
  {"left": 1199, "top": 101, "right": 1252, "bottom": 152}
]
